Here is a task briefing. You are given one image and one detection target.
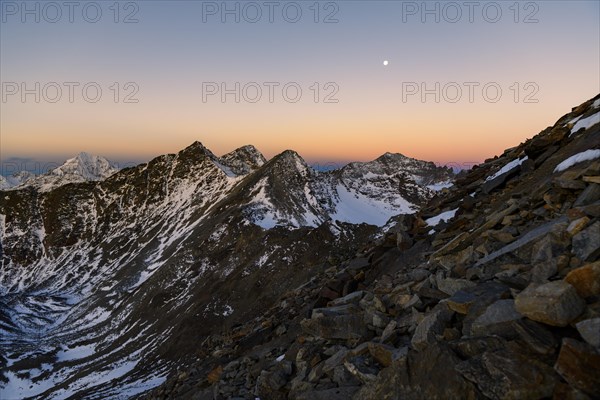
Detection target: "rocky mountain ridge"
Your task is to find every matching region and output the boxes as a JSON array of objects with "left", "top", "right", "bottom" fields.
[{"left": 0, "top": 142, "right": 452, "bottom": 398}]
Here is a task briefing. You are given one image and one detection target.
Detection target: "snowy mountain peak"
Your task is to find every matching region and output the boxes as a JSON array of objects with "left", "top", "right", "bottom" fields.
[
  {"left": 0, "top": 152, "right": 118, "bottom": 192},
  {"left": 52, "top": 152, "right": 118, "bottom": 181}
]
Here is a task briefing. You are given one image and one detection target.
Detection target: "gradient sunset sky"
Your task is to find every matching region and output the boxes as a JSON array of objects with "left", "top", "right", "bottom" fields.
[{"left": 1, "top": 0, "right": 599, "bottom": 173}]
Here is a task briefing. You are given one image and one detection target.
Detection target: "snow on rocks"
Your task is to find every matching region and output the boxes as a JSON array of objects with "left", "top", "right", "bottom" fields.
[
  {"left": 485, "top": 157, "right": 528, "bottom": 182},
  {"left": 570, "top": 111, "right": 600, "bottom": 136},
  {"left": 554, "top": 149, "right": 600, "bottom": 173},
  {"left": 425, "top": 208, "right": 458, "bottom": 226}
]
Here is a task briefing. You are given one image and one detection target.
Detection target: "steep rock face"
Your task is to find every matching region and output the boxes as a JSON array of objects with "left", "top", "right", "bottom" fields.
[
  {"left": 0, "top": 140, "right": 450, "bottom": 398},
  {"left": 146, "top": 94, "right": 600, "bottom": 400}
]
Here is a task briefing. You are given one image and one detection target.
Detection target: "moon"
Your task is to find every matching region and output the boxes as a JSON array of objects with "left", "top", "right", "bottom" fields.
[{"left": 383, "top": 60, "right": 389, "bottom": 66}]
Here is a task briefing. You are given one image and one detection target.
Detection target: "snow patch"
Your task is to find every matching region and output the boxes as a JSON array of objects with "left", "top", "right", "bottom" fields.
[
  {"left": 570, "top": 111, "right": 600, "bottom": 136},
  {"left": 485, "top": 157, "right": 528, "bottom": 182},
  {"left": 222, "top": 305, "right": 234, "bottom": 317},
  {"left": 426, "top": 181, "right": 453, "bottom": 191},
  {"left": 554, "top": 149, "right": 600, "bottom": 173},
  {"left": 425, "top": 208, "right": 458, "bottom": 226},
  {"left": 56, "top": 343, "right": 96, "bottom": 361}
]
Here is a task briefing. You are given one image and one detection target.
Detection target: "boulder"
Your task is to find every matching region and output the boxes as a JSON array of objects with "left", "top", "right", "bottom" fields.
[
  {"left": 574, "top": 183, "right": 600, "bottom": 206},
  {"left": 552, "top": 382, "right": 595, "bottom": 400},
  {"left": 572, "top": 221, "right": 600, "bottom": 262},
  {"left": 321, "top": 348, "right": 349, "bottom": 374},
  {"left": 513, "top": 319, "right": 557, "bottom": 355},
  {"left": 567, "top": 217, "right": 591, "bottom": 236},
  {"left": 575, "top": 318, "right": 600, "bottom": 348},
  {"left": 474, "top": 216, "right": 569, "bottom": 267},
  {"left": 454, "top": 282, "right": 512, "bottom": 334},
  {"left": 379, "top": 320, "right": 398, "bottom": 343},
  {"left": 565, "top": 261, "right": 600, "bottom": 298},
  {"left": 446, "top": 290, "right": 478, "bottom": 314},
  {"left": 367, "top": 342, "right": 408, "bottom": 367},
  {"left": 515, "top": 281, "right": 585, "bottom": 326},
  {"left": 554, "top": 338, "right": 600, "bottom": 396},
  {"left": 411, "top": 307, "right": 453, "bottom": 351},
  {"left": 301, "top": 308, "right": 369, "bottom": 340},
  {"left": 553, "top": 177, "right": 586, "bottom": 190},
  {"left": 255, "top": 368, "right": 289, "bottom": 400},
  {"left": 344, "top": 356, "right": 379, "bottom": 383},
  {"left": 437, "top": 277, "right": 476, "bottom": 296},
  {"left": 470, "top": 299, "right": 522, "bottom": 338},
  {"left": 482, "top": 164, "right": 522, "bottom": 194},
  {"left": 330, "top": 365, "right": 360, "bottom": 387},
  {"left": 327, "top": 291, "right": 365, "bottom": 307}
]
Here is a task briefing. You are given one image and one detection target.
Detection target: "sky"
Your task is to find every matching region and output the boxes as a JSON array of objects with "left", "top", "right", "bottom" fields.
[{"left": 1, "top": 0, "right": 599, "bottom": 174}]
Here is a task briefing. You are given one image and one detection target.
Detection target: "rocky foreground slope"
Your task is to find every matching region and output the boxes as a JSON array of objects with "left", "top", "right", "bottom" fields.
[{"left": 145, "top": 94, "right": 600, "bottom": 400}]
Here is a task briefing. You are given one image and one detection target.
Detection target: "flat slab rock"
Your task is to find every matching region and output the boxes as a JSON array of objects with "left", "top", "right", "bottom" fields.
[{"left": 474, "top": 216, "right": 569, "bottom": 267}]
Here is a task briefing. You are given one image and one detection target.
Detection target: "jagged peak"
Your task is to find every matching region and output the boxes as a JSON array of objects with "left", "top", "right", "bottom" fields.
[
  {"left": 222, "top": 145, "right": 266, "bottom": 163},
  {"left": 235, "top": 144, "right": 262, "bottom": 154},
  {"left": 219, "top": 145, "right": 266, "bottom": 176},
  {"left": 254, "top": 150, "right": 312, "bottom": 180},
  {"left": 180, "top": 141, "right": 215, "bottom": 156},
  {"left": 270, "top": 150, "right": 309, "bottom": 168},
  {"left": 378, "top": 151, "right": 408, "bottom": 160},
  {"left": 176, "top": 141, "right": 220, "bottom": 167},
  {"left": 277, "top": 149, "right": 304, "bottom": 161}
]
